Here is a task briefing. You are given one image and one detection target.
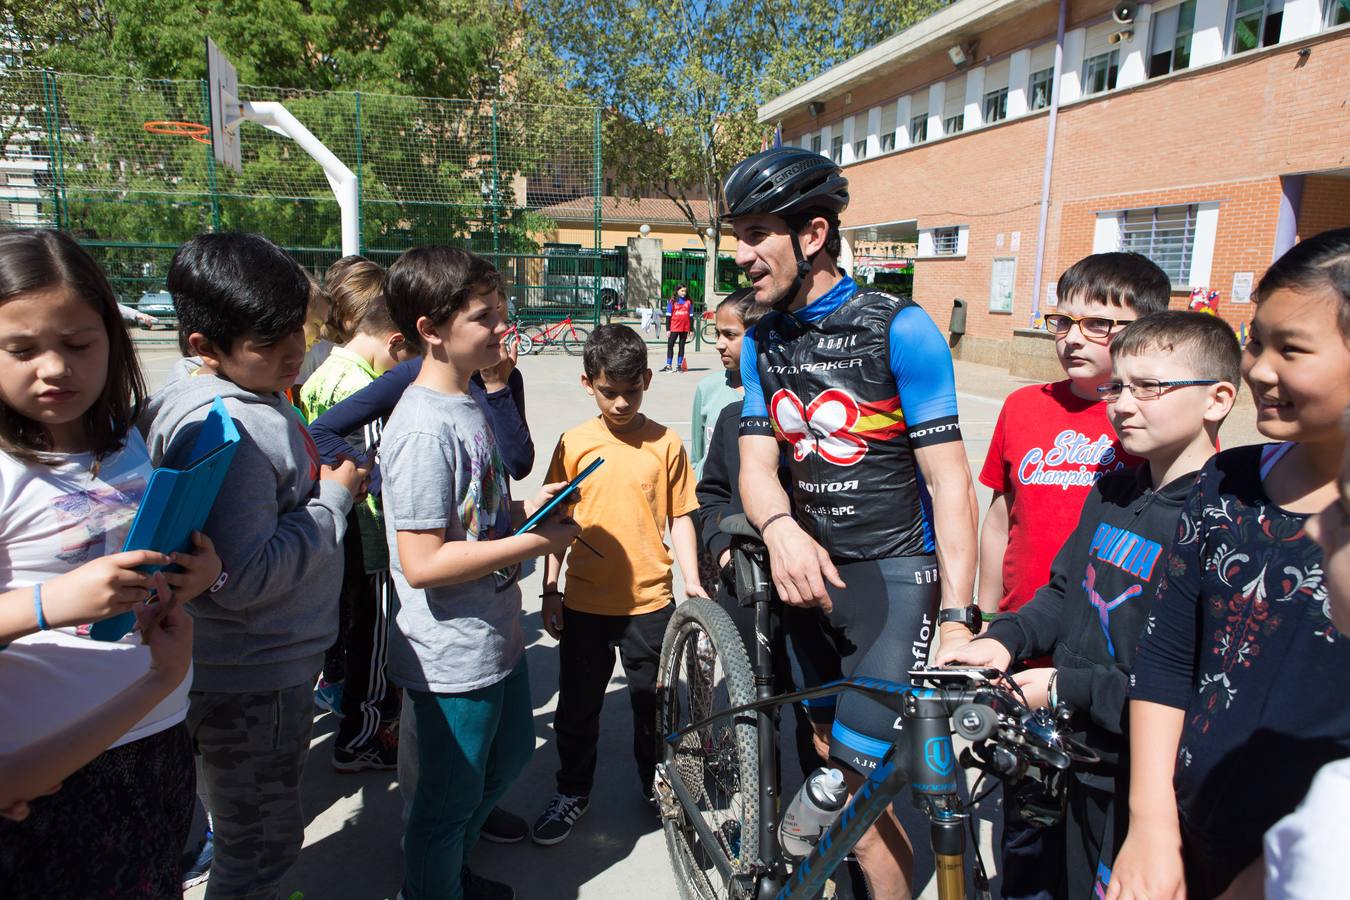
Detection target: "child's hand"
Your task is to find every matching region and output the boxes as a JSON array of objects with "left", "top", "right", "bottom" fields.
[
  {"left": 40, "top": 549, "right": 173, "bottom": 629},
  {"left": 524, "top": 482, "right": 574, "bottom": 520},
  {"left": 480, "top": 340, "right": 518, "bottom": 393},
  {"left": 1013, "top": 667, "right": 1055, "bottom": 709},
  {"left": 542, "top": 590, "right": 565, "bottom": 640},
  {"left": 0, "top": 783, "right": 61, "bottom": 822},
  {"left": 162, "top": 531, "right": 222, "bottom": 601},
  {"left": 133, "top": 573, "right": 193, "bottom": 687},
  {"left": 534, "top": 514, "right": 582, "bottom": 556},
  {"left": 322, "top": 454, "right": 369, "bottom": 501},
  {"left": 933, "top": 636, "right": 1013, "bottom": 670},
  {"left": 1105, "top": 829, "right": 1187, "bottom": 900}
]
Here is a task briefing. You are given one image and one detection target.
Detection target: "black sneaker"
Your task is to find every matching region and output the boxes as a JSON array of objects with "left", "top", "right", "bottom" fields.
[
  {"left": 480, "top": 805, "right": 528, "bottom": 844},
  {"left": 462, "top": 866, "right": 515, "bottom": 900},
  {"left": 530, "top": 793, "right": 590, "bottom": 845},
  {"left": 332, "top": 725, "right": 398, "bottom": 773}
]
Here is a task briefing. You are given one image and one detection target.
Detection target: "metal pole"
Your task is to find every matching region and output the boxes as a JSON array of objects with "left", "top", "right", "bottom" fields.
[
  {"left": 201, "top": 78, "right": 222, "bottom": 232},
  {"left": 1030, "top": 0, "right": 1068, "bottom": 326},
  {"left": 40, "top": 71, "right": 67, "bottom": 231},
  {"left": 241, "top": 101, "right": 359, "bottom": 257},
  {"left": 355, "top": 91, "right": 364, "bottom": 254},
  {"left": 490, "top": 100, "right": 500, "bottom": 257},
  {"left": 593, "top": 107, "right": 603, "bottom": 325}
]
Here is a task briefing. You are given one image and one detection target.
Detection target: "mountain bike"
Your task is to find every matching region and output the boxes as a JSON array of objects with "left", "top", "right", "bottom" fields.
[
  {"left": 701, "top": 310, "right": 718, "bottom": 343},
  {"left": 655, "top": 515, "right": 1097, "bottom": 900},
  {"left": 524, "top": 315, "right": 591, "bottom": 356}
]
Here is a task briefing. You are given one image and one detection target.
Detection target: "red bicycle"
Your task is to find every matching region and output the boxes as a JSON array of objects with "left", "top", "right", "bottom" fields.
[
  {"left": 524, "top": 315, "right": 592, "bottom": 356},
  {"left": 503, "top": 319, "right": 534, "bottom": 356}
]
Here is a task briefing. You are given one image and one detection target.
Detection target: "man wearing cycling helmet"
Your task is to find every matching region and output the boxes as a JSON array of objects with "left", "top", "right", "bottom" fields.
[{"left": 724, "top": 147, "right": 980, "bottom": 899}]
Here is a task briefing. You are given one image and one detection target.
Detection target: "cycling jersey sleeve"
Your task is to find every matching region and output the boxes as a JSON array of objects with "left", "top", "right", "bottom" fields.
[
  {"left": 738, "top": 324, "right": 773, "bottom": 436},
  {"left": 889, "top": 305, "right": 961, "bottom": 448}
]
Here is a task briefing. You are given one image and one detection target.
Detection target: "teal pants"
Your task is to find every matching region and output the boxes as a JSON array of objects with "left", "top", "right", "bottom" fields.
[{"left": 403, "top": 658, "right": 533, "bottom": 900}]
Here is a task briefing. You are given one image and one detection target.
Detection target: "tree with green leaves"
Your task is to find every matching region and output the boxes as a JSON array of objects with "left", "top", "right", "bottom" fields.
[{"left": 525, "top": 0, "right": 947, "bottom": 237}]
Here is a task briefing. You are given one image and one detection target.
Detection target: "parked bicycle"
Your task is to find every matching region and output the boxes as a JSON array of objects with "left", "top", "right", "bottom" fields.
[
  {"left": 655, "top": 514, "right": 1097, "bottom": 900},
  {"left": 701, "top": 310, "right": 718, "bottom": 343},
  {"left": 523, "top": 315, "right": 592, "bottom": 356},
  {"left": 503, "top": 318, "right": 534, "bottom": 356}
]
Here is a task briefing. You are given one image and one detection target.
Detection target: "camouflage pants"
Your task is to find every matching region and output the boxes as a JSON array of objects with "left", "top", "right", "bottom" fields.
[{"left": 187, "top": 681, "right": 316, "bottom": 900}]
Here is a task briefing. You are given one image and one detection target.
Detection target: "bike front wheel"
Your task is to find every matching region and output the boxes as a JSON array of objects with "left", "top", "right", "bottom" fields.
[
  {"left": 504, "top": 330, "right": 534, "bottom": 356},
  {"left": 523, "top": 323, "right": 551, "bottom": 353},
  {"left": 563, "top": 324, "right": 591, "bottom": 356},
  {"left": 657, "top": 598, "right": 760, "bottom": 900}
]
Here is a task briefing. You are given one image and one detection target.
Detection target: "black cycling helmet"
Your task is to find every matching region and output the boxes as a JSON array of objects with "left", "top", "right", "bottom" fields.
[
  {"left": 721, "top": 147, "right": 849, "bottom": 310},
  {"left": 721, "top": 147, "right": 849, "bottom": 221}
]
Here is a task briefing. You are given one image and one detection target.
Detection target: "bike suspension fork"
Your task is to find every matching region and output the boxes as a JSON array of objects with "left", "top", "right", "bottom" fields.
[
  {"left": 755, "top": 593, "right": 784, "bottom": 883},
  {"left": 930, "top": 808, "right": 966, "bottom": 900}
]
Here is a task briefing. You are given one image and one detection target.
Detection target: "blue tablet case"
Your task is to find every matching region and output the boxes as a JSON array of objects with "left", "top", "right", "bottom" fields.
[{"left": 89, "top": 397, "right": 241, "bottom": 642}]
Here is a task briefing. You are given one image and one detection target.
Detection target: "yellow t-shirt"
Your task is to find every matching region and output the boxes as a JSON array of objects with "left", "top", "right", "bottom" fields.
[{"left": 546, "top": 416, "right": 698, "bottom": 616}]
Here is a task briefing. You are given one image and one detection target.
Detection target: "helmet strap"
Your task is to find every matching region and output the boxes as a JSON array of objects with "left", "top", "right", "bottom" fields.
[{"left": 776, "top": 232, "right": 815, "bottom": 312}]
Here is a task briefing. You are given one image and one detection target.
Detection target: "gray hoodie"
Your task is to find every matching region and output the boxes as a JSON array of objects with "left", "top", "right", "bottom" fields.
[{"left": 140, "top": 358, "right": 352, "bottom": 693}]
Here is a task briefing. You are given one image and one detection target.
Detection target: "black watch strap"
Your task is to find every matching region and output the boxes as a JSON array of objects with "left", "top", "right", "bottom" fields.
[{"left": 938, "top": 605, "right": 981, "bottom": 634}]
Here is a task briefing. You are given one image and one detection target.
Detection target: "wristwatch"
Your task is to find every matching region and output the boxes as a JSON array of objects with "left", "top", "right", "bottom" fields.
[{"left": 937, "top": 605, "right": 981, "bottom": 635}]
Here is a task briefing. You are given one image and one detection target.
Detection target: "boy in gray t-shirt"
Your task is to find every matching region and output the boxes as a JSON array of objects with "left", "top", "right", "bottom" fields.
[
  {"left": 382, "top": 386, "right": 523, "bottom": 692},
  {"left": 379, "top": 246, "right": 577, "bottom": 900}
]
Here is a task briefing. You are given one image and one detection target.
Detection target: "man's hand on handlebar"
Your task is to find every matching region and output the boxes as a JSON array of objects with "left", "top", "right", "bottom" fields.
[
  {"left": 934, "top": 636, "right": 1012, "bottom": 670},
  {"left": 762, "top": 516, "right": 845, "bottom": 611}
]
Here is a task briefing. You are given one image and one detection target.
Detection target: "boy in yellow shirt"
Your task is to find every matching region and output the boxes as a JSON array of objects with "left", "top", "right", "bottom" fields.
[{"left": 532, "top": 324, "right": 707, "bottom": 845}]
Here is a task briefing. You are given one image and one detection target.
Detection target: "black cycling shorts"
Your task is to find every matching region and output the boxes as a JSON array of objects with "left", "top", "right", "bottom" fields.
[{"left": 784, "top": 555, "right": 940, "bottom": 775}]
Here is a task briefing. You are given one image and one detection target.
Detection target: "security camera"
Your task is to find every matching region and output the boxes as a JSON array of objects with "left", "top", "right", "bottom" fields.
[
  {"left": 1113, "top": 2, "right": 1138, "bottom": 25},
  {"left": 1108, "top": 29, "right": 1134, "bottom": 44},
  {"left": 947, "top": 45, "right": 969, "bottom": 68},
  {"left": 807, "top": 101, "right": 825, "bottom": 117}
]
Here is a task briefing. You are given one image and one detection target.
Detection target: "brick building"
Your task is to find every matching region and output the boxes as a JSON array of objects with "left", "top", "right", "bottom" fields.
[{"left": 760, "top": 0, "right": 1350, "bottom": 370}]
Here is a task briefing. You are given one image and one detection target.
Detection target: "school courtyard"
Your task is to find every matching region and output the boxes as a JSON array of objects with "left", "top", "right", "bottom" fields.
[{"left": 133, "top": 337, "right": 1261, "bottom": 900}]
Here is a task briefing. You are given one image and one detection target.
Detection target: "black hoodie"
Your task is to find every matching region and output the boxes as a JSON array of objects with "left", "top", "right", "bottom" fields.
[{"left": 984, "top": 463, "right": 1196, "bottom": 786}]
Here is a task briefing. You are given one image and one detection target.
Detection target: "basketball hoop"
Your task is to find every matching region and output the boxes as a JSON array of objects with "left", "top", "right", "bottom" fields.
[{"left": 143, "top": 121, "right": 212, "bottom": 145}]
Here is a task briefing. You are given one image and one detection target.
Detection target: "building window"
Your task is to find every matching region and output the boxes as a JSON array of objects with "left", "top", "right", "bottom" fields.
[
  {"left": 881, "top": 131, "right": 896, "bottom": 152},
  {"left": 830, "top": 134, "right": 844, "bottom": 164},
  {"left": 1328, "top": 0, "right": 1350, "bottom": 26},
  {"left": 1231, "top": 0, "right": 1284, "bottom": 53},
  {"left": 1028, "top": 67, "right": 1054, "bottom": 110},
  {"left": 909, "top": 114, "right": 928, "bottom": 144},
  {"left": 943, "top": 114, "right": 964, "bottom": 135},
  {"left": 1150, "top": 0, "right": 1197, "bottom": 77},
  {"left": 933, "top": 226, "right": 961, "bottom": 256},
  {"left": 1082, "top": 49, "right": 1119, "bottom": 95},
  {"left": 983, "top": 87, "right": 1009, "bottom": 123},
  {"left": 811, "top": 134, "right": 822, "bottom": 155},
  {"left": 854, "top": 139, "right": 867, "bottom": 160},
  {"left": 1118, "top": 204, "right": 1198, "bottom": 285}
]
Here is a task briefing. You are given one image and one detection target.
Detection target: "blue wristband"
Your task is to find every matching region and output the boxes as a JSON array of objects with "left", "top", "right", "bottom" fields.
[{"left": 33, "top": 582, "right": 49, "bottom": 631}]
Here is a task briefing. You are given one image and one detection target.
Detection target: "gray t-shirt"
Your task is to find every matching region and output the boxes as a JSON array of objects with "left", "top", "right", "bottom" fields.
[{"left": 381, "top": 385, "right": 523, "bottom": 693}]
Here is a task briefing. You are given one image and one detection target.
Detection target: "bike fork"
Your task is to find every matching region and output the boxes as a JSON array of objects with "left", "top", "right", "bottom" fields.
[
  {"left": 755, "top": 591, "right": 787, "bottom": 894},
  {"left": 930, "top": 814, "right": 966, "bottom": 900}
]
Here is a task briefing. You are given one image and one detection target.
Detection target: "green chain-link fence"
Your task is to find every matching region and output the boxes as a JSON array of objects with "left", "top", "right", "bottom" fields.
[{"left": 0, "top": 69, "right": 605, "bottom": 320}]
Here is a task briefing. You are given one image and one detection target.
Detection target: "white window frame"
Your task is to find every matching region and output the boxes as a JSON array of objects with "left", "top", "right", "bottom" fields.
[
  {"left": 909, "top": 113, "right": 928, "bottom": 144},
  {"left": 943, "top": 113, "right": 964, "bottom": 135},
  {"left": 1229, "top": 0, "right": 1286, "bottom": 53},
  {"left": 1095, "top": 202, "right": 1219, "bottom": 288},
  {"left": 811, "top": 133, "right": 822, "bottom": 155},
  {"left": 1028, "top": 67, "right": 1055, "bottom": 110},
  {"left": 983, "top": 87, "right": 1009, "bottom": 123},
  {"left": 1149, "top": 0, "right": 1198, "bottom": 77},
  {"left": 881, "top": 131, "right": 897, "bottom": 152},
  {"left": 830, "top": 134, "right": 844, "bottom": 164},
  {"left": 1327, "top": 0, "right": 1350, "bottom": 26},
  {"left": 918, "top": 225, "right": 969, "bottom": 258},
  {"left": 1082, "top": 49, "right": 1120, "bottom": 95},
  {"left": 854, "top": 138, "right": 867, "bottom": 160}
]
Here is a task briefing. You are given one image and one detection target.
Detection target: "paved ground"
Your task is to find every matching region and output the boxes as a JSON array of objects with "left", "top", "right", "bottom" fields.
[{"left": 132, "top": 334, "right": 1260, "bottom": 900}]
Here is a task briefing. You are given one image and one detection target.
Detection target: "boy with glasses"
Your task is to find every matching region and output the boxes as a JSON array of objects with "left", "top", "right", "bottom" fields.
[
  {"left": 941, "top": 310, "right": 1240, "bottom": 899},
  {"left": 975, "top": 252, "right": 1168, "bottom": 898}
]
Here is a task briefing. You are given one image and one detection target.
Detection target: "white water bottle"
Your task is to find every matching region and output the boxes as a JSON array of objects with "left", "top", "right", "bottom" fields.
[{"left": 779, "top": 767, "right": 848, "bottom": 858}]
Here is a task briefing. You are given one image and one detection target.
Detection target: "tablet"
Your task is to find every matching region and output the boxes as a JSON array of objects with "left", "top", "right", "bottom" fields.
[
  {"left": 513, "top": 457, "right": 604, "bottom": 536},
  {"left": 89, "top": 397, "right": 241, "bottom": 642}
]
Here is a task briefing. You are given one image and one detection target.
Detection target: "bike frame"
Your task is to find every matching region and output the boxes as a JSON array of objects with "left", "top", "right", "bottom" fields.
[{"left": 660, "top": 529, "right": 982, "bottom": 900}]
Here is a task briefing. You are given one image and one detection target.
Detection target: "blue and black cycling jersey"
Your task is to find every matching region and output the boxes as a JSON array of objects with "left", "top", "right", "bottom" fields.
[{"left": 739, "top": 276, "right": 962, "bottom": 562}]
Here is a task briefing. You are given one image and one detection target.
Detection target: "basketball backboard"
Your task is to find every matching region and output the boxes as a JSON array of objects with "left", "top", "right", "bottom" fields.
[{"left": 206, "top": 38, "right": 242, "bottom": 173}]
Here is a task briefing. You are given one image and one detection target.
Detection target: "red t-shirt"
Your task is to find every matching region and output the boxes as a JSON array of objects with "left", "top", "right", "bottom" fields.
[
  {"left": 669, "top": 297, "right": 692, "bottom": 333},
  {"left": 979, "top": 380, "right": 1140, "bottom": 613}
]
